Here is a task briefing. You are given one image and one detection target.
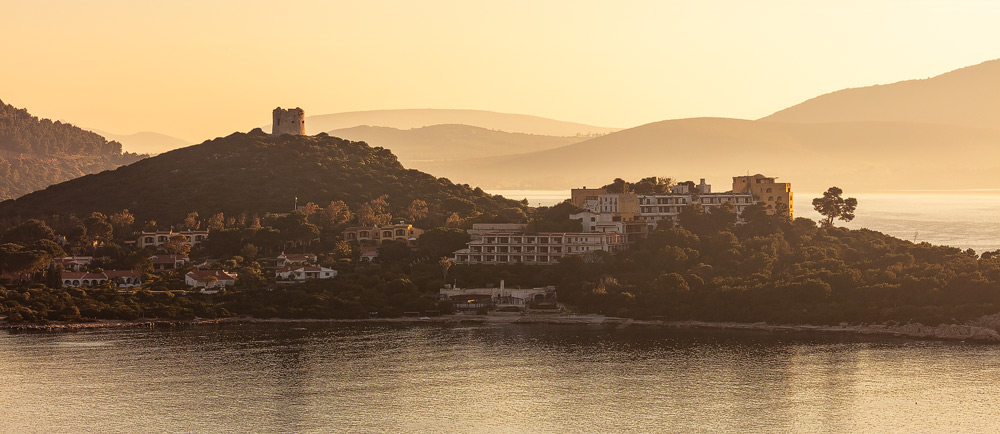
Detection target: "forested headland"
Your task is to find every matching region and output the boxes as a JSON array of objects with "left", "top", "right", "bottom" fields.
[{"left": 0, "top": 99, "right": 145, "bottom": 200}]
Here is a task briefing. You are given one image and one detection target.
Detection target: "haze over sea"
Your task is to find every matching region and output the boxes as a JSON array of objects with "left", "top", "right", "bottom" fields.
[{"left": 490, "top": 190, "right": 1000, "bottom": 254}]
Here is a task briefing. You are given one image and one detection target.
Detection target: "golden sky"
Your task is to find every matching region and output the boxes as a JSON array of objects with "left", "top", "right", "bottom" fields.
[{"left": 3, "top": 0, "right": 999, "bottom": 141}]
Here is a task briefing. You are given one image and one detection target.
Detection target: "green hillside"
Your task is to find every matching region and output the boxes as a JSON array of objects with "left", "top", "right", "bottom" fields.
[
  {"left": 0, "top": 99, "right": 145, "bottom": 200},
  {"left": 0, "top": 129, "right": 526, "bottom": 226}
]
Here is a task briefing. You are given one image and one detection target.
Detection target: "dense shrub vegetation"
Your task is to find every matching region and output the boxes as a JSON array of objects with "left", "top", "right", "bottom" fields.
[
  {"left": 0, "top": 129, "right": 526, "bottom": 226},
  {"left": 0, "top": 99, "right": 145, "bottom": 199}
]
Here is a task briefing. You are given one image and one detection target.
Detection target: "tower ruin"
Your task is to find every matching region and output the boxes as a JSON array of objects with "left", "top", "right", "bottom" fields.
[{"left": 272, "top": 107, "right": 305, "bottom": 136}]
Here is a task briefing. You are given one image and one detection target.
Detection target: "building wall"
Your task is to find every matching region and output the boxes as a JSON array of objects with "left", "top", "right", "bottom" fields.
[
  {"left": 732, "top": 174, "right": 793, "bottom": 217},
  {"left": 138, "top": 231, "right": 208, "bottom": 249},
  {"left": 570, "top": 187, "right": 606, "bottom": 208},
  {"left": 272, "top": 107, "right": 306, "bottom": 136},
  {"left": 343, "top": 223, "right": 424, "bottom": 243},
  {"left": 453, "top": 232, "right": 625, "bottom": 265}
]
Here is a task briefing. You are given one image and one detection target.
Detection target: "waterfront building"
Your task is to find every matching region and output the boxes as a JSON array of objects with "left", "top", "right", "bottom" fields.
[{"left": 440, "top": 280, "right": 557, "bottom": 311}]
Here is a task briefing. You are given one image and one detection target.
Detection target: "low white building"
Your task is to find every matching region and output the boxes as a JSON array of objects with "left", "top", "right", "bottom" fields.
[
  {"left": 185, "top": 270, "right": 236, "bottom": 289},
  {"left": 275, "top": 266, "right": 337, "bottom": 281}
]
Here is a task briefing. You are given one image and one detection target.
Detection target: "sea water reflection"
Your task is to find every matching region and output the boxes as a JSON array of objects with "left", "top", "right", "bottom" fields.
[{"left": 3, "top": 323, "right": 1000, "bottom": 433}]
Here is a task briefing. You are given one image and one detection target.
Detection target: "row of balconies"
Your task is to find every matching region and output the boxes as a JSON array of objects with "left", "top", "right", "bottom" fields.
[
  {"left": 481, "top": 236, "right": 564, "bottom": 244},
  {"left": 470, "top": 246, "right": 563, "bottom": 254},
  {"left": 455, "top": 254, "right": 558, "bottom": 264}
]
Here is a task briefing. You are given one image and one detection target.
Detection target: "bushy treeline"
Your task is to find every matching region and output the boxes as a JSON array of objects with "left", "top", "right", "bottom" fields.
[
  {"left": 0, "top": 286, "right": 229, "bottom": 323},
  {"left": 0, "top": 99, "right": 126, "bottom": 156},
  {"left": 0, "top": 99, "right": 145, "bottom": 200}
]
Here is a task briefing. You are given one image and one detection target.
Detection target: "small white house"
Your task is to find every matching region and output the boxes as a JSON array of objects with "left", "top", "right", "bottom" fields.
[
  {"left": 185, "top": 270, "right": 236, "bottom": 289},
  {"left": 275, "top": 266, "right": 337, "bottom": 281}
]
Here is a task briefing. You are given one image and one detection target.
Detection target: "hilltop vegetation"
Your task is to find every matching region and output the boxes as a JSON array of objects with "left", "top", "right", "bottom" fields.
[
  {"left": 0, "top": 99, "right": 145, "bottom": 200},
  {"left": 0, "top": 129, "right": 527, "bottom": 227}
]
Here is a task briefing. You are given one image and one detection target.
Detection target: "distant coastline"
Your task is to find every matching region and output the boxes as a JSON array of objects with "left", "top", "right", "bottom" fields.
[{"left": 5, "top": 314, "right": 1000, "bottom": 343}]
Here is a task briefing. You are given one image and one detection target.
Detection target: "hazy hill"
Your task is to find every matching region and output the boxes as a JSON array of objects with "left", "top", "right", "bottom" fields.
[
  {"left": 762, "top": 59, "right": 1000, "bottom": 129},
  {"left": 89, "top": 129, "right": 192, "bottom": 155},
  {"left": 293, "top": 109, "right": 618, "bottom": 136},
  {"left": 0, "top": 130, "right": 525, "bottom": 225},
  {"left": 0, "top": 100, "right": 145, "bottom": 200},
  {"left": 326, "top": 124, "right": 585, "bottom": 162},
  {"left": 420, "top": 117, "right": 1000, "bottom": 193}
]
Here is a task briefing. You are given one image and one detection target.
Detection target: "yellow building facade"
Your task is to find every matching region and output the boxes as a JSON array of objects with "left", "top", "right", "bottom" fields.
[{"left": 732, "top": 174, "right": 793, "bottom": 218}]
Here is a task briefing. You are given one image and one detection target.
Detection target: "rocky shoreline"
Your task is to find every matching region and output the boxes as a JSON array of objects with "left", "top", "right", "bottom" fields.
[{"left": 4, "top": 313, "right": 1000, "bottom": 342}]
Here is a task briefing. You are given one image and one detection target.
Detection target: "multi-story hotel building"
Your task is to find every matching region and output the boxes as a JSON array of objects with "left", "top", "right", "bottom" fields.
[
  {"left": 452, "top": 231, "right": 625, "bottom": 265},
  {"left": 638, "top": 191, "right": 755, "bottom": 229}
]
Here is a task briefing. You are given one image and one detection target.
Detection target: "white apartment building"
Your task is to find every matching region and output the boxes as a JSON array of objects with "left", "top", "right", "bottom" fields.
[
  {"left": 638, "top": 192, "right": 754, "bottom": 228},
  {"left": 453, "top": 232, "right": 625, "bottom": 265}
]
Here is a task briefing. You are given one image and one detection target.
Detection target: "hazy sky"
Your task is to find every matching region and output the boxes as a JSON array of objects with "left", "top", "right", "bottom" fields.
[{"left": 3, "top": 0, "right": 1000, "bottom": 141}]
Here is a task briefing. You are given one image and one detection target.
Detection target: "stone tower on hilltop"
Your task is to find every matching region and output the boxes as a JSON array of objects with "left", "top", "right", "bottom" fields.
[{"left": 272, "top": 107, "right": 305, "bottom": 136}]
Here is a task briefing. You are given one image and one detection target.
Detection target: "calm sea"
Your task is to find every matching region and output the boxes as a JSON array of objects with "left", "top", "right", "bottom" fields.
[
  {"left": 490, "top": 190, "right": 1000, "bottom": 253},
  {"left": 3, "top": 323, "right": 1000, "bottom": 433}
]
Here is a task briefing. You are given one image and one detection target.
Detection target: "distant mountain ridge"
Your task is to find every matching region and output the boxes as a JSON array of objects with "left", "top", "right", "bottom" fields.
[
  {"left": 326, "top": 124, "right": 587, "bottom": 162},
  {"left": 294, "top": 108, "right": 619, "bottom": 136},
  {"left": 0, "top": 99, "right": 145, "bottom": 200},
  {"left": 761, "top": 58, "right": 1000, "bottom": 129},
  {"left": 419, "top": 117, "right": 1000, "bottom": 193}
]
